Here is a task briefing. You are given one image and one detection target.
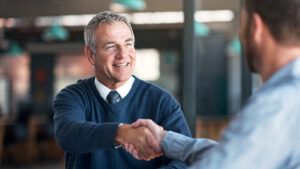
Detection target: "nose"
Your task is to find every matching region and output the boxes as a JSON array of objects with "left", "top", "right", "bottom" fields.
[{"left": 116, "top": 45, "right": 127, "bottom": 59}]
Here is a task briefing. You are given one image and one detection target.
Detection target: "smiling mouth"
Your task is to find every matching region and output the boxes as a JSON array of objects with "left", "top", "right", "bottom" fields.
[{"left": 113, "top": 63, "right": 129, "bottom": 67}]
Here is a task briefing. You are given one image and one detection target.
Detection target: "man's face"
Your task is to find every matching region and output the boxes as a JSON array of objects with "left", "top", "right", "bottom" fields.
[
  {"left": 239, "top": 8, "right": 260, "bottom": 73},
  {"left": 91, "top": 21, "right": 136, "bottom": 88}
]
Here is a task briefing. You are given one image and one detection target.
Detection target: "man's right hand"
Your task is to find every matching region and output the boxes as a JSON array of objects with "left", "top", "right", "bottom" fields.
[
  {"left": 115, "top": 124, "right": 162, "bottom": 161},
  {"left": 123, "top": 119, "right": 167, "bottom": 161}
]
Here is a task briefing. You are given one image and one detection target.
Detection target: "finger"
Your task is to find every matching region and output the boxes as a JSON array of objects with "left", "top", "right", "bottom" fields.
[
  {"left": 123, "top": 143, "right": 129, "bottom": 152},
  {"left": 133, "top": 149, "right": 141, "bottom": 160},
  {"left": 136, "top": 148, "right": 154, "bottom": 161},
  {"left": 130, "top": 119, "right": 140, "bottom": 127},
  {"left": 129, "top": 144, "right": 142, "bottom": 160},
  {"left": 135, "top": 137, "right": 156, "bottom": 160},
  {"left": 138, "top": 133, "right": 160, "bottom": 160},
  {"left": 131, "top": 119, "right": 145, "bottom": 128},
  {"left": 148, "top": 138, "right": 162, "bottom": 154},
  {"left": 143, "top": 120, "right": 165, "bottom": 143},
  {"left": 137, "top": 120, "right": 157, "bottom": 136},
  {"left": 127, "top": 144, "right": 142, "bottom": 160},
  {"left": 129, "top": 126, "right": 160, "bottom": 160},
  {"left": 135, "top": 143, "right": 151, "bottom": 160},
  {"left": 144, "top": 129, "right": 160, "bottom": 151},
  {"left": 132, "top": 120, "right": 164, "bottom": 142},
  {"left": 128, "top": 144, "right": 135, "bottom": 154}
]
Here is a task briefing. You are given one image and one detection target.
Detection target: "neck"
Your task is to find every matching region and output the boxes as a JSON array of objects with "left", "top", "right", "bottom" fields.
[{"left": 260, "top": 43, "right": 300, "bottom": 82}]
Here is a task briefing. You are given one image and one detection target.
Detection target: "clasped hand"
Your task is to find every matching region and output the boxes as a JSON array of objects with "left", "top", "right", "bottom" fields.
[{"left": 115, "top": 119, "right": 166, "bottom": 161}]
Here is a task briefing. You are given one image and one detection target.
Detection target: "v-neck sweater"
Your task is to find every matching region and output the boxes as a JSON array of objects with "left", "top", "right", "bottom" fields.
[{"left": 53, "top": 76, "right": 191, "bottom": 169}]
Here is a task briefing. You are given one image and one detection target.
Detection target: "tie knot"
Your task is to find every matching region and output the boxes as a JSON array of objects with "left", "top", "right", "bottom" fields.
[{"left": 107, "top": 91, "right": 121, "bottom": 104}]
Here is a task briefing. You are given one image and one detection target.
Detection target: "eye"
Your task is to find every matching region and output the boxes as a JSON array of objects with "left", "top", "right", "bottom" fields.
[
  {"left": 126, "top": 42, "right": 133, "bottom": 47},
  {"left": 106, "top": 45, "right": 116, "bottom": 50}
]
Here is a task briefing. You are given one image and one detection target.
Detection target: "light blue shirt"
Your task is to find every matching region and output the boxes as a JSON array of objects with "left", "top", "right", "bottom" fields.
[{"left": 161, "top": 57, "right": 300, "bottom": 169}]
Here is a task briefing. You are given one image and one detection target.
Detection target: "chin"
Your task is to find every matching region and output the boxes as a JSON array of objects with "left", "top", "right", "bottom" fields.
[{"left": 114, "top": 75, "right": 131, "bottom": 83}]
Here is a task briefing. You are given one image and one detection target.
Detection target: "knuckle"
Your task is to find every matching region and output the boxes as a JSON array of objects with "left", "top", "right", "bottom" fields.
[{"left": 136, "top": 136, "right": 144, "bottom": 142}]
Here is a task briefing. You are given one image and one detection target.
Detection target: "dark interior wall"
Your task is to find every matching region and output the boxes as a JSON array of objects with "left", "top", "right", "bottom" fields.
[
  {"left": 196, "top": 33, "right": 228, "bottom": 116},
  {"left": 30, "top": 53, "right": 55, "bottom": 114}
]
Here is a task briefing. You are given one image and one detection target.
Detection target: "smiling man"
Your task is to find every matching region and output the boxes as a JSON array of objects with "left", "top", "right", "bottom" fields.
[{"left": 53, "top": 11, "right": 191, "bottom": 169}]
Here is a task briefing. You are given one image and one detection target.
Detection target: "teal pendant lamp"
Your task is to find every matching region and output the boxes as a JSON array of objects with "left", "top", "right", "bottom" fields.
[
  {"left": 42, "top": 23, "right": 69, "bottom": 42},
  {"left": 227, "top": 37, "right": 242, "bottom": 56},
  {"left": 195, "top": 21, "right": 210, "bottom": 37},
  {"left": 8, "top": 41, "right": 24, "bottom": 56},
  {"left": 113, "top": 0, "right": 146, "bottom": 10}
]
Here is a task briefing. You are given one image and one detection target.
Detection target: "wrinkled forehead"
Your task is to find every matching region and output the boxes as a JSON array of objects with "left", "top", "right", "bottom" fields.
[
  {"left": 97, "top": 21, "right": 133, "bottom": 36},
  {"left": 96, "top": 21, "right": 131, "bottom": 34},
  {"left": 94, "top": 22, "right": 133, "bottom": 44}
]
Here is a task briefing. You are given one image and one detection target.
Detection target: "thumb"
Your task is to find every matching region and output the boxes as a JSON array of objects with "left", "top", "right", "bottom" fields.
[
  {"left": 148, "top": 136, "right": 162, "bottom": 154},
  {"left": 131, "top": 119, "right": 147, "bottom": 128}
]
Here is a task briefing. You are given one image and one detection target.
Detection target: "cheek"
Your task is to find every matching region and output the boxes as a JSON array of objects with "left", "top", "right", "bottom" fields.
[
  {"left": 98, "top": 54, "right": 112, "bottom": 64},
  {"left": 129, "top": 50, "right": 136, "bottom": 59}
]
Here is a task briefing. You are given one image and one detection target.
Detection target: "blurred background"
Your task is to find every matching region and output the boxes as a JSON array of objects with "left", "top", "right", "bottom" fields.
[{"left": 0, "top": 0, "right": 262, "bottom": 168}]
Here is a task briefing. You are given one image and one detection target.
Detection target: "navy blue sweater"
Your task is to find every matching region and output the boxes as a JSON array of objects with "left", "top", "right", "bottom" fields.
[{"left": 53, "top": 76, "right": 191, "bottom": 169}]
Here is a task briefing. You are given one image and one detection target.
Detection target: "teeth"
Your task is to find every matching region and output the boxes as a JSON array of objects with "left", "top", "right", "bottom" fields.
[{"left": 115, "top": 63, "right": 128, "bottom": 67}]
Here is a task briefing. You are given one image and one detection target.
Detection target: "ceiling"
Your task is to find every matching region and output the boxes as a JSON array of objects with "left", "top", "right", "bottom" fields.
[{"left": 0, "top": 0, "right": 240, "bottom": 18}]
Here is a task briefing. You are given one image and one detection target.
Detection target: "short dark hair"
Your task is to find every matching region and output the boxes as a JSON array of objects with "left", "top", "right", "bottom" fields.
[{"left": 244, "top": 0, "right": 300, "bottom": 46}]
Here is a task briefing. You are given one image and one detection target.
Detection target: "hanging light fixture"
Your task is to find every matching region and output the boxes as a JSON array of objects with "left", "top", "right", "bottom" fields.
[
  {"left": 42, "top": 22, "right": 69, "bottom": 42},
  {"left": 111, "top": 0, "right": 146, "bottom": 11},
  {"left": 7, "top": 41, "right": 24, "bottom": 56},
  {"left": 194, "top": 21, "right": 210, "bottom": 37},
  {"left": 227, "top": 37, "right": 242, "bottom": 57}
]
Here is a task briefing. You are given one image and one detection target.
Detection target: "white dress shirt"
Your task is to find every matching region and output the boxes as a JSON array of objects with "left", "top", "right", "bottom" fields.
[{"left": 94, "top": 76, "right": 135, "bottom": 102}]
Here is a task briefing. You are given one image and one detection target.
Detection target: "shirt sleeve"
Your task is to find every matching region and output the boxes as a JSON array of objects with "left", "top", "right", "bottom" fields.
[
  {"left": 161, "top": 131, "right": 217, "bottom": 165},
  {"left": 53, "top": 87, "right": 120, "bottom": 154},
  {"left": 161, "top": 95, "right": 292, "bottom": 169}
]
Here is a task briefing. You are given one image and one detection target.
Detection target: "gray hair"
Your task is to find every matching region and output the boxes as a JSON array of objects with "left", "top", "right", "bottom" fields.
[{"left": 84, "top": 11, "right": 135, "bottom": 53}]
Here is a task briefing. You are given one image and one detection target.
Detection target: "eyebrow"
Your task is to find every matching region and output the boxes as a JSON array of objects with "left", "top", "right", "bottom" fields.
[
  {"left": 103, "top": 41, "right": 115, "bottom": 47},
  {"left": 103, "top": 38, "right": 134, "bottom": 47},
  {"left": 125, "top": 38, "right": 134, "bottom": 42}
]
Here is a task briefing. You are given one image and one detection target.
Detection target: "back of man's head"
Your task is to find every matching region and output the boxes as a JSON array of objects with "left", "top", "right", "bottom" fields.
[{"left": 244, "top": 0, "right": 300, "bottom": 46}]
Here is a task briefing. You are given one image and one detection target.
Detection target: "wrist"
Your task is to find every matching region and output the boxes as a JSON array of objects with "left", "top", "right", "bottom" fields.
[
  {"left": 161, "top": 130, "right": 167, "bottom": 141},
  {"left": 158, "top": 130, "right": 167, "bottom": 145},
  {"left": 115, "top": 124, "right": 130, "bottom": 146}
]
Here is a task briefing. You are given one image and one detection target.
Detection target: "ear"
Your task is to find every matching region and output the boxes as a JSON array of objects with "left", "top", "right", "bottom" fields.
[
  {"left": 85, "top": 46, "right": 95, "bottom": 65},
  {"left": 251, "top": 13, "right": 265, "bottom": 44}
]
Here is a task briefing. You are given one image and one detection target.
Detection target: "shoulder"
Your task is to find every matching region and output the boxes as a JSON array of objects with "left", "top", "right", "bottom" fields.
[
  {"left": 237, "top": 77, "right": 300, "bottom": 124},
  {"left": 225, "top": 78, "right": 300, "bottom": 144},
  {"left": 54, "top": 77, "right": 94, "bottom": 102},
  {"left": 134, "top": 77, "right": 175, "bottom": 100},
  {"left": 133, "top": 77, "right": 180, "bottom": 112},
  {"left": 249, "top": 77, "right": 300, "bottom": 108}
]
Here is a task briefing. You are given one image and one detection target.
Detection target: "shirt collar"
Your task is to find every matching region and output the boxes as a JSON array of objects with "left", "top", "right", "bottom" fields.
[
  {"left": 264, "top": 57, "right": 300, "bottom": 87},
  {"left": 94, "top": 76, "right": 135, "bottom": 102}
]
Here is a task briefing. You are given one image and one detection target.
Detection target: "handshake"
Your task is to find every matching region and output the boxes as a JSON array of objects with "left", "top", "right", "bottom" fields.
[{"left": 115, "top": 119, "right": 167, "bottom": 161}]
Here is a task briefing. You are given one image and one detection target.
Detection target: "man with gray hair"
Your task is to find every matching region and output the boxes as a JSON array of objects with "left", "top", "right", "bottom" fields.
[{"left": 53, "top": 11, "right": 191, "bottom": 169}]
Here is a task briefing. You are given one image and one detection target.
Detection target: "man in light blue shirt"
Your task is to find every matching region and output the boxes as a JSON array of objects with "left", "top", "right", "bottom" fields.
[{"left": 123, "top": 0, "right": 300, "bottom": 168}]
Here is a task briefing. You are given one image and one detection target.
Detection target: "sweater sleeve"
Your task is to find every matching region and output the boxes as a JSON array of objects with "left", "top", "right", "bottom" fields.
[
  {"left": 53, "top": 87, "right": 119, "bottom": 154},
  {"left": 158, "top": 92, "right": 192, "bottom": 168}
]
